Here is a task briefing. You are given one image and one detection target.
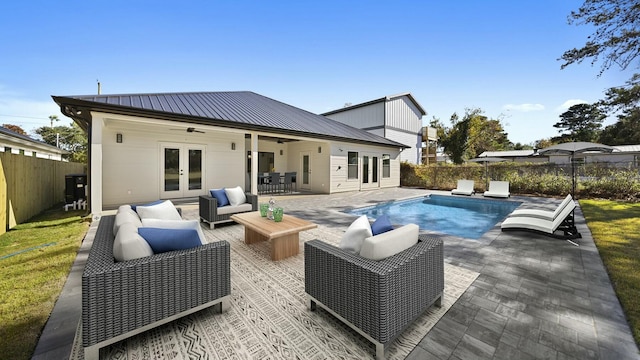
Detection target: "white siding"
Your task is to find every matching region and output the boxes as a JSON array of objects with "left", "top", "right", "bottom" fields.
[
  {"left": 329, "top": 142, "right": 400, "bottom": 193},
  {"left": 96, "top": 114, "right": 245, "bottom": 208},
  {"left": 387, "top": 128, "right": 421, "bottom": 164},
  {"left": 385, "top": 96, "right": 423, "bottom": 132},
  {"left": 325, "top": 102, "right": 385, "bottom": 130}
]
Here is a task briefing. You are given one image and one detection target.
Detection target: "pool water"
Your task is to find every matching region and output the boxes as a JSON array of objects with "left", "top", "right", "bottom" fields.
[{"left": 346, "top": 195, "right": 521, "bottom": 239}]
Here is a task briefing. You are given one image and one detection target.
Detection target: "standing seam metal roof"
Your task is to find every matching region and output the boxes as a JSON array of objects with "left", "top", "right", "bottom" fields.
[{"left": 52, "top": 91, "right": 406, "bottom": 147}]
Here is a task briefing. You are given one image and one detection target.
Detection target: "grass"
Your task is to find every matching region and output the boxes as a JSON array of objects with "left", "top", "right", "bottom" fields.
[
  {"left": 580, "top": 199, "right": 640, "bottom": 345},
  {"left": 0, "top": 208, "right": 89, "bottom": 360}
]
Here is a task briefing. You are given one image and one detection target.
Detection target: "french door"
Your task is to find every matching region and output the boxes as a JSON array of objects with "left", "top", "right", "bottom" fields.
[
  {"left": 160, "top": 143, "right": 205, "bottom": 198},
  {"left": 361, "top": 154, "right": 379, "bottom": 190},
  {"left": 300, "top": 151, "right": 311, "bottom": 191}
]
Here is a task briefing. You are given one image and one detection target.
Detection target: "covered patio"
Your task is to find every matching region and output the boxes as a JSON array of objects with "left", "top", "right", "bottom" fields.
[{"left": 33, "top": 188, "right": 639, "bottom": 359}]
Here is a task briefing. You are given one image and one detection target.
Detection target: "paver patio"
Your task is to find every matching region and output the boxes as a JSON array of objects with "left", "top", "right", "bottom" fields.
[{"left": 33, "top": 188, "right": 639, "bottom": 359}]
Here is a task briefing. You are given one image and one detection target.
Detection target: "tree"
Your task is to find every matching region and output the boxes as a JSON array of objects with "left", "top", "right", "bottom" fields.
[
  {"left": 599, "top": 114, "right": 640, "bottom": 144},
  {"left": 553, "top": 103, "right": 605, "bottom": 142},
  {"left": 438, "top": 108, "right": 510, "bottom": 164},
  {"left": 33, "top": 120, "right": 87, "bottom": 162},
  {"left": 561, "top": 1, "right": 640, "bottom": 145},
  {"left": 560, "top": 0, "right": 640, "bottom": 75},
  {"left": 2, "top": 123, "right": 27, "bottom": 135},
  {"left": 49, "top": 115, "right": 59, "bottom": 128}
]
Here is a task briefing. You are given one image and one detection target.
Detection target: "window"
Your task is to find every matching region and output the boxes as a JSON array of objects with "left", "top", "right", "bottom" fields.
[
  {"left": 362, "top": 156, "right": 369, "bottom": 183},
  {"left": 348, "top": 151, "right": 358, "bottom": 179},
  {"left": 382, "top": 154, "right": 390, "bottom": 178},
  {"left": 372, "top": 156, "right": 378, "bottom": 182}
]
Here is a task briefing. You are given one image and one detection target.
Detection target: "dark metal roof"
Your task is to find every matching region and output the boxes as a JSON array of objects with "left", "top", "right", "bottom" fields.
[
  {"left": 322, "top": 92, "right": 427, "bottom": 117},
  {"left": 0, "top": 126, "right": 63, "bottom": 151},
  {"left": 52, "top": 91, "right": 408, "bottom": 148}
]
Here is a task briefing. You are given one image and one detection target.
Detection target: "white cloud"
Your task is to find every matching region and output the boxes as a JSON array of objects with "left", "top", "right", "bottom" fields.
[
  {"left": 555, "top": 99, "right": 588, "bottom": 112},
  {"left": 502, "top": 103, "right": 545, "bottom": 112}
]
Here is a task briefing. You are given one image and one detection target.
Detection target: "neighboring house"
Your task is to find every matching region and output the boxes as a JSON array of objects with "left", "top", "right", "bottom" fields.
[
  {"left": 545, "top": 144, "right": 640, "bottom": 166},
  {"left": 481, "top": 145, "right": 640, "bottom": 166},
  {"left": 321, "top": 93, "right": 427, "bottom": 165},
  {"left": 0, "top": 126, "right": 67, "bottom": 160},
  {"left": 478, "top": 150, "right": 547, "bottom": 163},
  {"left": 52, "top": 91, "right": 409, "bottom": 216}
]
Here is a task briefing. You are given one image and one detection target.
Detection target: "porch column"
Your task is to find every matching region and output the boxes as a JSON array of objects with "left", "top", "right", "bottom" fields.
[
  {"left": 90, "top": 117, "right": 103, "bottom": 219},
  {"left": 250, "top": 132, "right": 258, "bottom": 195}
]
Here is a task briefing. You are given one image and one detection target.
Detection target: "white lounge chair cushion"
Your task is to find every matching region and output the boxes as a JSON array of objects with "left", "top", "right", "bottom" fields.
[
  {"left": 113, "top": 207, "right": 142, "bottom": 235},
  {"left": 141, "top": 218, "right": 207, "bottom": 245},
  {"left": 136, "top": 200, "right": 182, "bottom": 221},
  {"left": 484, "top": 181, "right": 510, "bottom": 198},
  {"left": 224, "top": 186, "right": 247, "bottom": 206},
  {"left": 501, "top": 200, "right": 576, "bottom": 234},
  {"left": 339, "top": 215, "right": 373, "bottom": 255},
  {"left": 509, "top": 194, "right": 572, "bottom": 221},
  {"left": 360, "top": 224, "right": 419, "bottom": 261},
  {"left": 113, "top": 222, "right": 154, "bottom": 261},
  {"left": 451, "top": 180, "right": 474, "bottom": 195}
]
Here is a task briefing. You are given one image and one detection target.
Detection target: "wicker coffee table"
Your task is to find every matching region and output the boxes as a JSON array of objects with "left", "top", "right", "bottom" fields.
[{"left": 230, "top": 211, "right": 317, "bottom": 261}]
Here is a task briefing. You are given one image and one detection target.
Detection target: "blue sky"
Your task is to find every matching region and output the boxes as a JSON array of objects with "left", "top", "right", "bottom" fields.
[{"left": 0, "top": 1, "right": 632, "bottom": 145}]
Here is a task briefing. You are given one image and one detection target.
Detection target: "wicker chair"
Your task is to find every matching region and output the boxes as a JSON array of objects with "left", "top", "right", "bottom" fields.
[
  {"left": 199, "top": 192, "right": 258, "bottom": 229},
  {"left": 82, "top": 215, "right": 231, "bottom": 359},
  {"left": 304, "top": 234, "right": 444, "bottom": 360}
]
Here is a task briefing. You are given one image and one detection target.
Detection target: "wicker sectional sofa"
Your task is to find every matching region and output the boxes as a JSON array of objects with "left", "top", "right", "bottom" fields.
[
  {"left": 199, "top": 192, "right": 258, "bottom": 229},
  {"left": 304, "top": 234, "right": 444, "bottom": 360},
  {"left": 81, "top": 215, "right": 231, "bottom": 359}
]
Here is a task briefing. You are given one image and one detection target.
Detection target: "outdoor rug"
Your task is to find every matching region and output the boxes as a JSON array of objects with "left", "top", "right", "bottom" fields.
[{"left": 71, "top": 222, "right": 479, "bottom": 360}]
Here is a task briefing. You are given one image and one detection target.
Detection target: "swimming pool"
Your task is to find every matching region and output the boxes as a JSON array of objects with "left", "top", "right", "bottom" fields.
[{"left": 346, "top": 195, "right": 521, "bottom": 239}]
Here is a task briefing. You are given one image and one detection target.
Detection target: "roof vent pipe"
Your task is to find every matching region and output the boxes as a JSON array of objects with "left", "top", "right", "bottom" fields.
[{"left": 97, "top": 80, "right": 101, "bottom": 95}]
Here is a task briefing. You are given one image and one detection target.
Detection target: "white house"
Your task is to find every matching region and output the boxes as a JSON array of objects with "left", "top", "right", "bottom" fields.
[
  {"left": 322, "top": 93, "right": 427, "bottom": 164},
  {"left": 52, "top": 91, "right": 409, "bottom": 216},
  {"left": 0, "top": 126, "right": 68, "bottom": 160}
]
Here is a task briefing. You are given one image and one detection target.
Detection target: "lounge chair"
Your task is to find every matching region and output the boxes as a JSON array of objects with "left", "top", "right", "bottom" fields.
[
  {"left": 484, "top": 181, "right": 510, "bottom": 198},
  {"left": 451, "top": 179, "right": 474, "bottom": 196},
  {"left": 508, "top": 194, "right": 573, "bottom": 221},
  {"left": 501, "top": 199, "right": 581, "bottom": 243}
]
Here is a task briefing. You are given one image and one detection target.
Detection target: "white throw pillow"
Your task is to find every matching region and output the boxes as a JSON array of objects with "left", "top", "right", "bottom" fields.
[
  {"left": 136, "top": 200, "right": 182, "bottom": 221},
  {"left": 359, "top": 224, "right": 419, "bottom": 261},
  {"left": 113, "top": 207, "right": 142, "bottom": 235},
  {"left": 113, "top": 222, "right": 154, "bottom": 261},
  {"left": 339, "top": 215, "right": 373, "bottom": 255},
  {"left": 141, "top": 219, "right": 207, "bottom": 245},
  {"left": 224, "top": 186, "right": 247, "bottom": 206}
]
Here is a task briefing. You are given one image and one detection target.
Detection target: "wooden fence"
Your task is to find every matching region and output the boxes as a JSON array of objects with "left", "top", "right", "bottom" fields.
[{"left": 0, "top": 151, "right": 85, "bottom": 234}]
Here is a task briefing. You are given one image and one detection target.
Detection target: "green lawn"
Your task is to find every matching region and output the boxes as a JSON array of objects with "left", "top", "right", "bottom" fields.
[
  {"left": 0, "top": 208, "right": 89, "bottom": 360},
  {"left": 580, "top": 199, "right": 640, "bottom": 345}
]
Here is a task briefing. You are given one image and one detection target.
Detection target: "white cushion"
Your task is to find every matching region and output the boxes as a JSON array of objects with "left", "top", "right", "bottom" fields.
[
  {"left": 113, "top": 208, "right": 142, "bottom": 235},
  {"left": 136, "top": 200, "right": 182, "bottom": 221},
  {"left": 118, "top": 204, "right": 132, "bottom": 212},
  {"left": 339, "top": 215, "right": 373, "bottom": 255},
  {"left": 113, "top": 222, "right": 154, "bottom": 261},
  {"left": 224, "top": 186, "right": 247, "bottom": 206},
  {"left": 141, "top": 219, "right": 207, "bottom": 245},
  {"left": 359, "top": 224, "right": 419, "bottom": 261},
  {"left": 217, "top": 203, "right": 253, "bottom": 215}
]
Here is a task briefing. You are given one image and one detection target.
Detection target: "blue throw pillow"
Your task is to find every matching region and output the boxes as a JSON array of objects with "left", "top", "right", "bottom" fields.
[
  {"left": 131, "top": 199, "right": 164, "bottom": 212},
  {"left": 138, "top": 227, "right": 202, "bottom": 254},
  {"left": 210, "top": 188, "right": 230, "bottom": 207},
  {"left": 371, "top": 215, "right": 394, "bottom": 235}
]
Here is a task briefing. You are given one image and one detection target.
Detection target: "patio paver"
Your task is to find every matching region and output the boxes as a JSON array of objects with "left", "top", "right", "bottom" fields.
[{"left": 32, "top": 188, "right": 639, "bottom": 360}]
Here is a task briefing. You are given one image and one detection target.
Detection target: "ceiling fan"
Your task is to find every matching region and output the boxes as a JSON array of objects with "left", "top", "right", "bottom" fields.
[{"left": 170, "top": 127, "right": 205, "bottom": 133}]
